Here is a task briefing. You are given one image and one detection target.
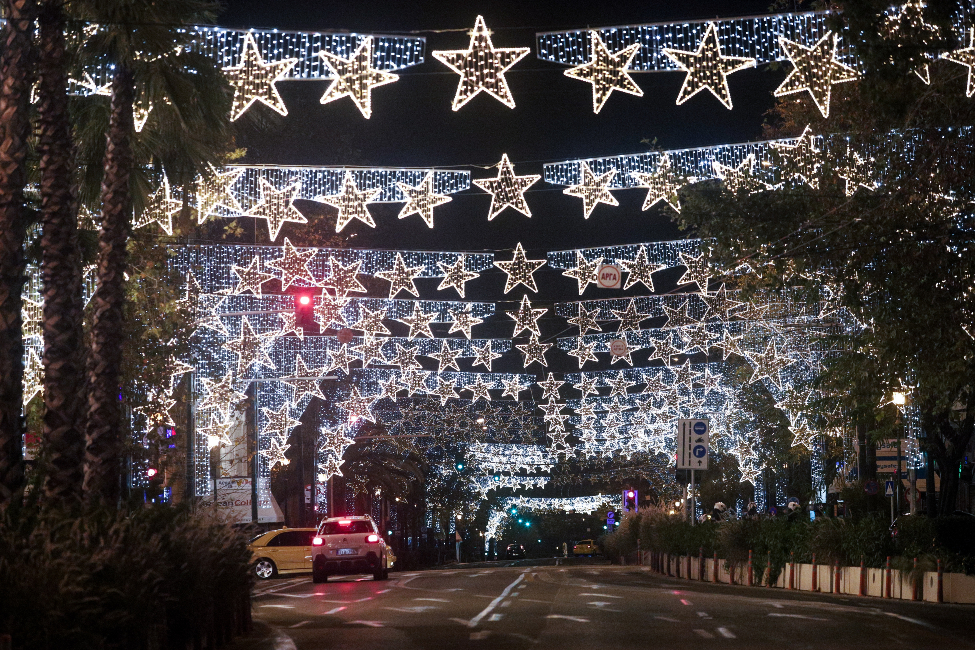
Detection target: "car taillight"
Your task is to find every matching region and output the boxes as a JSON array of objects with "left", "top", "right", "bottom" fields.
[
  {"left": 312, "top": 537, "right": 323, "bottom": 546},
  {"left": 366, "top": 534, "right": 380, "bottom": 543}
]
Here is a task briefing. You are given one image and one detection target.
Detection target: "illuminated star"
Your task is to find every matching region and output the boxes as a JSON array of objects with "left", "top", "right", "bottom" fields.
[
  {"left": 223, "top": 33, "right": 298, "bottom": 121},
  {"left": 245, "top": 179, "right": 308, "bottom": 241},
  {"left": 337, "top": 386, "right": 378, "bottom": 423},
  {"left": 563, "top": 163, "right": 618, "bottom": 219},
  {"left": 317, "top": 171, "right": 381, "bottom": 233},
  {"left": 564, "top": 31, "right": 643, "bottom": 113},
  {"left": 199, "top": 372, "right": 246, "bottom": 420},
  {"left": 264, "top": 436, "right": 291, "bottom": 467},
  {"left": 631, "top": 154, "right": 685, "bottom": 212},
  {"left": 389, "top": 342, "right": 421, "bottom": 370},
  {"left": 429, "top": 339, "right": 463, "bottom": 371},
  {"left": 319, "top": 36, "right": 398, "bottom": 118},
  {"left": 746, "top": 341, "right": 794, "bottom": 389},
  {"left": 376, "top": 375, "right": 402, "bottom": 402},
  {"left": 437, "top": 254, "right": 479, "bottom": 298},
  {"left": 663, "top": 22, "right": 755, "bottom": 109},
  {"left": 314, "top": 293, "right": 350, "bottom": 330},
  {"left": 943, "top": 28, "right": 975, "bottom": 96},
  {"left": 471, "top": 340, "right": 503, "bottom": 371},
  {"left": 223, "top": 318, "right": 276, "bottom": 375},
  {"left": 320, "top": 425, "right": 356, "bottom": 458},
  {"left": 261, "top": 403, "right": 301, "bottom": 437},
  {"left": 508, "top": 294, "right": 547, "bottom": 337},
  {"left": 432, "top": 15, "right": 530, "bottom": 110},
  {"left": 474, "top": 154, "right": 541, "bottom": 220},
  {"left": 568, "top": 338, "right": 599, "bottom": 367},
  {"left": 318, "top": 454, "right": 345, "bottom": 479},
  {"left": 267, "top": 237, "right": 317, "bottom": 290},
  {"left": 501, "top": 375, "right": 529, "bottom": 399},
  {"left": 611, "top": 299, "right": 649, "bottom": 332},
  {"left": 516, "top": 334, "right": 552, "bottom": 368},
  {"left": 134, "top": 176, "right": 182, "bottom": 235},
  {"left": 162, "top": 357, "right": 194, "bottom": 395},
  {"left": 232, "top": 256, "right": 275, "bottom": 296},
  {"left": 376, "top": 253, "right": 424, "bottom": 298},
  {"left": 465, "top": 375, "right": 493, "bottom": 403},
  {"left": 353, "top": 304, "right": 389, "bottom": 336},
  {"left": 323, "top": 256, "right": 367, "bottom": 299},
  {"left": 448, "top": 304, "right": 482, "bottom": 339},
  {"left": 325, "top": 343, "right": 356, "bottom": 376},
  {"left": 662, "top": 300, "right": 700, "bottom": 330},
  {"left": 431, "top": 376, "right": 459, "bottom": 405},
  {"left": 562, "top": 251, "right": 603, "bottom": 295},
  {"left": 283, "top": 355, "right": 328, "bottom": 401},
  {"left": 774, "top": 32, "right": 859, "bottom": 118},
  {"left": 537, "top": 373, "right": 565, "bottom": 401},
  {"left": 677, "top": 251, "right": 712, "bottom": 293},
  {"left": 398, "top": 303, "right": 437, "bottom": 339},
  {"left": 619, "top": 245, "right": 665, "bottom": 292},
  {"left": 713, "top": 154, "right": 766, "bottom": 194},
  {"left": 608, "top": 338, "right": 641, "bottom": 366},
  {"left": 739, "top": 462, "right": 762, "bottom": 485},
  {"left": 790, "top": 421, "right": 818, "bottom": 451},
  {"left": 494, "top": 242, "right": 546, "bottom": 294},
  {"left": 771, "top": 125, "right": 823, "bottom": 189},
  {"left": 353, "top": 334, "right": 388, "bottom": 367},
  {"left": 200, "top": 415, "right": 235, "bottom": 448},
  {"left": 884, "top": 2, "right": 942, "bottom": 85},
  {"left": 396, "top": 172, "right": 452, "bottom": 228},
  {"left": 398, "top": 368, "right": 429, "bottom": 395},
  {"left": 836, "top": 149, "right": 879, "bottom": 197},
  {"left": 700, "top": 283, "right": 744, "bottom": 320},
  {"left": 195, "top": 166, "right": 245, "bottom": 223},
  {"left": 22, "top": 348, "right": 44, "bottom": 406},
  {"left": 567, "top": 303, "right": 602, "bottom": 335}
]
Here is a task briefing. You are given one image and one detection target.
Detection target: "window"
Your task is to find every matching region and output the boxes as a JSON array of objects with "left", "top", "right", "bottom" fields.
[
  {"left": 320, "top": 520, "right": 375, "bottom": 535},
  {"left": 268, "top": 531, "right": 309, "bottom": 546}
]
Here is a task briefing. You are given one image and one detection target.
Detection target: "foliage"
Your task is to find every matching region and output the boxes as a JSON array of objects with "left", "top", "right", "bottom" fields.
[{"left": 0, "top": 496, "right": 253, "bottom": 649}]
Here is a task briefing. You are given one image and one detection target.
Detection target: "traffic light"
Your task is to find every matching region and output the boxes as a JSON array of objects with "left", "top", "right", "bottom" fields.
[
  {"left": 293, "top": 290, "right": 318, "bottom": 334},
  {"left": 454, "top": 454, "right": 466, "bottom": 472},
  {"left": 623, "top": 489, "right": 639, "bottom": 513}
]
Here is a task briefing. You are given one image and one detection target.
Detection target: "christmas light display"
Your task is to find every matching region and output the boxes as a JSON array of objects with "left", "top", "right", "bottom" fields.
[
  {"left": 432, "top": 16, "right": 530, "bottom": 111},
  {"left": 662, "top": 22, "right": 755, "bottom": 110},
  {"left": 266, "top": 238, "right": 317, "bottom": 290},
  {"left": 376, "top": 253, "right": 424, "bottom": 299},
  {"left": 883, "top": 2, "right": 942, "bottom": 84},
  {"left": 245, "top": 179, "right": 308, "bottom": 241},
  {"left": 231, "top": 256, "right": 275, "bottom": 296},
  {"left": 133, "top": 176, "right": 182, "bottom": 235},
  {"left": 563, "top": 31, "right": 643, "bottom": 113},
  {"left": 516, "top": 335, "right": 553, "bottom": 368},
  {"left": 562, "top": 251, "right": 604, "bottom": 295},
  {"left": 773, "top": 32, "right": 859, "bottom": 118},
  {"left": 223, "top": 32, "right": 299, "bottom": 121},
  {"left": 474, "top": 155, "right": 541, "bottom": 221},
  {"left": 631, "top": 154, "right": 686, "bottom": 213},
  {"left": 563, "top": 162, "right": 619, "bottom": 218},
  {"left": 943, "top": 27, "right": 975, "bottom": 97},
  {"left": 437, "top": 255, "right": 481, "bottom": 298},
  {"left": 195, "top": 166, "right": 246, "bottom": 224},
  {"left": 397, "top": 173, "right": 453, "bottom": 229},
  {"left": 494, "top": 243, "right": 546, "bottom": 294},
  {"left": 318, "top": 36, "right": 399, "bottom": 118},
  {"left": 316, "top": 171, "right": 381, "bottom": 233},
  {"left": 508, "top": 295, "right": 547, "bottom": 338},
  {"left": 770, "top": 125, "right": 824, "bottom": 189}
]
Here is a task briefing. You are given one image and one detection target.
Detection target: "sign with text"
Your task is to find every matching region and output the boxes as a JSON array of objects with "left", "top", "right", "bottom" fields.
[
  {"left": 597, "top": 264, "right": 622, "bottom": 289},
  {"left": 677, "top": 419, "right": 709, "bottom": 470}
]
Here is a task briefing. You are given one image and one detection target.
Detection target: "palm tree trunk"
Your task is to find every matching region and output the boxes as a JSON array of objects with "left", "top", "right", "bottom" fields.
[
  {"left": 84, "top": 64, "right": 134, "bottom": 504},
  {"left": 36, "top": 0, "right": 87, "bottom": 502},
  {"left": 0, "top": 0, "right": 36, "bottom": 506}
]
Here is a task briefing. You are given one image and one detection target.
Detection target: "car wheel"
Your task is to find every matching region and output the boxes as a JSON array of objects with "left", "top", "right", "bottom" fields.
[
  {"left": 254, "top": 558, "right": 276, "bottom": 580},
  {"left": 312, "top": 564, "right": 328, "bottom": 583}
]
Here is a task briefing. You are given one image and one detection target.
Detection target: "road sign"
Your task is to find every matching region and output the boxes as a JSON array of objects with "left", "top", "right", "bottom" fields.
[
  {"left": 677, "top": 419, "right": 709, "bottom": 470},
  {"left": 884, "top": 480, "right": 895, "bottom": 497},
  {"left": 608, "top": 339, "right": 628, "bottom": 356},
  {"left": 864, "top": 479, "right": 879, "bottom": 495},
  {"left": 597, "top": 264, "right": 621, "bottom": 288}
]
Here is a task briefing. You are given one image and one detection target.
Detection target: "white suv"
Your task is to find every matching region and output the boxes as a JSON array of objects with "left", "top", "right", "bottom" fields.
[{"left": 311, "top": 515, "right": 392, "bottom": 583}]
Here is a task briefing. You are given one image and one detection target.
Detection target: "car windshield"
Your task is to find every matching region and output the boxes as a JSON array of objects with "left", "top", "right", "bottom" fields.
[{"left": 320, "top": 520, "right": 373, "bottom": 535}]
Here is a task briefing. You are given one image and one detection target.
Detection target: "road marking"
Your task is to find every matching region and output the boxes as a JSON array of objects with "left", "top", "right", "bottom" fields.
[
  {"left": 253, "top": 578, "right": 307, "bottom": 597},
  {"left": 693, "top": 629, "right": 714, "bottom": 639},
  {"left": 384, "top": 606, "right": 439, "bottom": 613},
  {"left": 500, "top": 601, "right": 511, "bottom": 608},
  {"left": 655, "top": 616, "right": 679, "bottom": 623},
  {"left": 680, "top": 599, "right": 692, "bottom": 606},
  {"left": 323, "top": 606, "right": 346, "bottom": 615},
  {"left": 768, "top": 613, "right": 828, "bottom": 621},
  {"left": 547, "top": 615, "right": 589, "bottom": 623},
  {"left": 520, "top": 599, "right": 552, "bottom": 604},
  {"left": 260, "top": 604, "right": 295, "bottom": 609},
  {"left": 884, "top": 612, "right": 934, "bottom": 628},
  {"left": 415, "top": 598, "right": 451, "bottom": 602},
  {"left": 489, "top": 613, "right": 504, "bottom": 622},
  {"left": 271, "top": 630, "right": 297, "bottom": 650},
  {"left": 470, "top": 631, "right": 492, "bottom": 640},
  {"left": 588, "top": 602, "right": 613, "bottom": 608},
  {"left": 348, "top": 620, "right": 384, "bottom": 627},
  {"left": 449, "top": 618, "right": 469, "bottom": 626},
  {"left": 697, "top": 612, "right": 711, "bottom": 618},
  {"left": 468, "top": 574, "right": 525, "bottom": 628},
  {"left": 278, "top": 593, "right": 316, "bottom": 599},
  {"left": 378, "top": 589, "right": 392, "bottom": 594},
  {"left": 289, "top": 621, "right": 311, "bottom": 628},
  {"left": 717, "top": 627, "right": 736, "bottom": 639},
  {"left": 580, "top": 593, "right": 622, "bottom": 598}
]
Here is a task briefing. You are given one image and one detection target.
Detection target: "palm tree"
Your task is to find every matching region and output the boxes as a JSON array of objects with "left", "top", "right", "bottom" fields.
[{"left": 0, "top": 0, "right": 36, "bottom": 506}]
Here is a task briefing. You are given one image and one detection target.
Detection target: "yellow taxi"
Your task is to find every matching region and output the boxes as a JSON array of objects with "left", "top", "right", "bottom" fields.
[
  {"left": 248, "top": 527, "right": 318, "bottom": 579},
  {"left": 573, "top": 539, "right": 598, "bottom": 556}
]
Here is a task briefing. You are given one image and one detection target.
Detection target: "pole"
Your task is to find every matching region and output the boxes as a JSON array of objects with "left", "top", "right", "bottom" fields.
[{"left": 690, "top": 469, "right": 695, "bottom": 525}]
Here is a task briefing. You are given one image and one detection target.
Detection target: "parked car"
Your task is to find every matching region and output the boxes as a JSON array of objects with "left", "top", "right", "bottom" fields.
[
  {"left": 311, "top": 515, "right": 393, "bottom": 583},
  {"left": 248, "top": 527, "right": 318, "bottom": 579},
  {"left": 573, "top": 539, "right": 598, "bottom": 556},
  {"left": 505, "top": 543, "right": 526, "bottom": 559}
]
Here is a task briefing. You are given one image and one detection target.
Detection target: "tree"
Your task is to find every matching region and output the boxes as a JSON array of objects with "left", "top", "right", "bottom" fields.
[{"left": 0, "top": 0, "right": 35, "bottom": 505}]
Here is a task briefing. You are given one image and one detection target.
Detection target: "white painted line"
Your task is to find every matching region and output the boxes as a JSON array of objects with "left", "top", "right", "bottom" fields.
[
  {"left": 500, "top": 601, "right": 511, "bottom": 608},
  {"left": 489, "top": 613, "right": 504, "bottom": 622},
  {"left": 588, "top": 602, "right": 613, "bottom": 608},
  {"left": 323, "top": 606, "right": 346, "bottom": 615},
  {"left": 278, "top": 593, "right": 316, "bottom": 599},
  {"left": 520, "top": 599, "right": 552, "bottom": 604},
  {"left": 289, "top": 621, "right": 311, "bottom": 628},
  {"left": 415, "top": 598, "right": 451, "bottom": 602},
  {"left": 697, "top": 612, "right": 711, "bottom": 618},
  {"left": 378, "top": 589, "right": 392, "bottom": 594},
  {"left": 260, "top": 604, "right": 295, "bottom": 609},
  {"left": 546, "top": 615, "right": 590, "bottom": 623},
  {"left": 348, "top": 620, "right": 384, "bottom": 627},
  {"left": 884, "top": 612, "right": 934, "bottom": 628},
  {"left": 470, "top": 631, "right": 492, "bottom": 640},
  {"left": 384, "top": 606, "right": 439, "bottom": 613},
  {"left": 579, "top": 593, "right": 622, "bottom": 598},
  {"left": 717, "top": 627, "right": 736, "bottom": 639},
  {"left": 271, "top": 630, "right": 297, "bottom": 650},
  {"left": 468, "top": 574, "right": 525, "bottom": 628},
  {"left": 693, "top": 629, "right": 715, "bottom": 639},
  {"left": 655, "top": 616, "right": 680, "bottom": 623},
  {"left": 449, "top": 618, "right": 469, "bottom": 626},
  {"left": 768, "top": 613, "right": 828, "bottom": 621}
]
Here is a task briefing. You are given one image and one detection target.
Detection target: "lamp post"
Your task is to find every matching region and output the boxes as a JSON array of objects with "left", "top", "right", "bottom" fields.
[{"left": 891, "top": 391, "right": 907, "bottom": 523}]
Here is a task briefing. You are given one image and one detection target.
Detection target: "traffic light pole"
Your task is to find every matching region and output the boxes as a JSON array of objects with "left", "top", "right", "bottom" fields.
[{"left": 690, "top": 469, "right": 695, "bottom": 525}]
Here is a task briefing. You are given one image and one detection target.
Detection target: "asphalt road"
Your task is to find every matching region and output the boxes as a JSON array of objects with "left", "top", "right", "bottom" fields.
[{"left": 233, "top": 560, "right": 975, "bottom": 650}]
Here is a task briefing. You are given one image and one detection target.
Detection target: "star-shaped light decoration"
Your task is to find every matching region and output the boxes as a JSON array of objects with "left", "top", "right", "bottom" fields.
[
  {"left": 648, "top": 334, "right": 684, "bottom": 366},
  {"left": 325, "top": 343, "right": 356, "bottom": 375},
  {"left": 323, "top": 256, "right": 367, "bottom": 299},
  {"left": 437, "top": 254, "right": 479, "bottom": 298},
  {"left": 389, "top": 342, "right": 421, "bottom": 370},
  {"left": 320, "top": 424, "right": 356, "bottom": 459},
  {"left": 398, "top": 369, "right": 429, "bottom": 396},
  {"left": 774, "top": 32, "right": 859, "bottom": 118},
  {"left": 677, "top": 251, "right": 712, "bottom": 293},
  {"left": 376, "top": 375, "right": 402, "bottom": 402},
  {"left": 315, "top": 293, "right": 350, "bottom": 330},
  {"left": 700, "top": 283, "right": 744, "bottom": 320},
  {"left": 263, "top": 436, "right": 291, "bottom": 468},
  {"left": 771, "top": 125, "right": 824, "bottom": 189},
  {"left": 500, "top": 376, "right": 529, "bottom": 400},
  {"left": 354, "top": 334, "right": 387, "bottom": 367},
  {"left": 162, "top": 357, "right": 194, "bottom": 395},
  {"left": 608, "top": 337, "right": 641, "bottom": 366},
  {"left": 508, "top": 294, "right": 547, "bottom": 337},
  {"left": 261, "top": 403, "right": 301, "bottom": 437},
  {"left": 376, "top": 253, "right": 424, "bottom": 299},
  {"left": 245, "top": 179, "right": 308, "bottom": 241},
  {"left": 713, "top": 154, "right": 766, "bottom": 194},
  {"left": 564, "top": 31, "right": 643, "bottom": 113},
  {"left": 942, "top": 27, "right": 975, "bottom": 96},
  {"left": 22, "top": 348, "right": 43, "bottom": 406},
  {"left": 568, "top": 338, "right": 599, "bottom": 367},
  {"left": 605, "top": 371, "right": 637, "bottom": 397},
  {"left": 573, "top": 375, "right": 600, "bottom": 399},
  {"left": 398, "top": 303, "right": 437, "bottom": 338},
  {"left": 134, "top": 394, "right": 177, "bottom": 436},
  {"left": 200, "top": 415, "right": 235, "bottom": 449},
  {"left": 430, "top": 339, "right": 463, "bottom": 371},
  {"left": 836, "top": 149, "right": 879, "bottom": 197},
  {"left": 474, "top": 155, "right": 541, "bottom": 221},
  {"left": 884, "top": 2, "right": 943, "bottom": 85},
  {"left": 316, "top": 171, "right": 381, "bottom": 233},
  {"left": 663, "top": 22, "right": 755, "bottom": 109},
  {"left": 133, "top": 176, "right": 182, "bottom": 235},
  {"left": 567, "top": 303, "right": 602, "bottom": 335},
  {"left": 337, "top": 386, "right": 378, "bottom": 423},
  {"left": 537, "top": 373, "right": 565, "bottom": 401},
  {"left": 267, "top": 237, "right": 317, "bottom": 290},
  {"left": 318, "top": 454, "right": 345, "bottom": 480},
  {"left": 465, "top": 375, "right": 493, "bottom": 403},
  {"left": 283, "top": 355, "right": 328, "bottom": 402},
  {"left": 631, "top": 154, "right": 685, "bottom": 212},
  {"left": 448, "top": 304, "right": 482, "bottom": 339},
  {"left": 494, "top": 243, "right": 546, "bottom": 294},
  {"left": 200, "top": 372, "right": 246, "bottom": 420},
  {"left": 224, "top": 319, "right": 276, "bottom": 375},
  {"left": 396, "top": 172, "right": 452, "bottom": 228},
  {"left": 431, "top": 376, "right": 459, "bottom": 405},
  {"left": 562, "top": 251, "right": 603, "bottom": 295},
  {"left": 738, "top": 461, "right": 762, "bottom": 485},
  {"left": 195, "top": 166, "right": 245, "bottom": 224},
  {"left": 680, "top": 324, "right": 718, "bottom": 354},
  {"left": 471, "top": 340, "right": 503, "bottom": 371},
  {"left": 790, "top": 421, "right": 818, "bottom": 451},
  {"left": 746, "top": 341, "right": 794, "bottom": 389},
  {"left": 619, "top": 245, "right": 665, "bottom": 292},
  {"left": 231, "top": 256, "right": 275, "bottom": 296},
  {"left": 611, "top": 299, "right": 649, "bottom": 332},
  {"left": 516, "top": 334, "right": 552, "bottom": 368},
  {"left": 319, "top": 36, "right": 398, "bottom": 118},
  {"left": 776, "top": 388, "right": 813, "bottom": 425},
  {"left": 563, "top": 163, "right": 618, "bottom": 218},
  {"left": 432, "top": 15, "right": 530, "bottom": 110},
  {"left": 662, "top": 300, "right": 700, "bottom": 330},
  {"left": 223, "top": 33, "right": 298, "bottom": 120},
  {"left": 352, "top": 304, "right": 388, "bottom": 336}
]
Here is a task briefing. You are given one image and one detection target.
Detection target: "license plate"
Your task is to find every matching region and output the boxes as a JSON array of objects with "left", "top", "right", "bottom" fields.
[{"left": 337, "top": 548, "right": 357, "bottom": 556}]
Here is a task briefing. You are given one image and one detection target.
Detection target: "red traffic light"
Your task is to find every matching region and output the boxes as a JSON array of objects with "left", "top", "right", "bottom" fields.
[
  {"left": 627, "top": 490, "right": 635, "bottom": 498},
  {"left": 298, "top": 294, "right": 311, "bottom": 306}
]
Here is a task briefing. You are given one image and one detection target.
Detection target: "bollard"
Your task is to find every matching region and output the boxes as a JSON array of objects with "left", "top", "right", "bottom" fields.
[
  {"left": 937, "top": 559, "right": 943, "bottom": 603},
  {"left": 912, "top": 557, "right": 919, "bottom": 601},
  {"left": 788, "top": 552, "right": 795, "bottom": 590},
  {"left": 812, "top": 553, "right": 817, "bottom": 592},
  {"left": 834, "top": 560, "right": 841, "bottom": 594},
  {"left": 766, "top": 551, "right": 772, "bottom": 587},
  {"left": 686, "top": 553, "right": 691, "bottom": 579},
  {"left": 885, "top": 556, "right": 892, "bottom": 599},
  {"left": 713, "top": 552, "right": 718, "bottom": 583},
  {"left": 699, "top": 547, "right": 704, "bottom": 581},
  {"left": 859, "top": 558, "right": 866, "bottom": 597},
  {"left": 748, "top": 550, "right": 754, "bottom": 587}
]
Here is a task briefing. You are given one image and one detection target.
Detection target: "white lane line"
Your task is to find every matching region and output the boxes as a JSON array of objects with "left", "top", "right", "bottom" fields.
[
  {"left": 489, "top": 613, "right": 504, "bottom": 622},
  {"left": 260, "top": 604, "right": 295, "bottom": 609},
  {"left": 449, "top": 618, "right": 470, "bottom": 626},
  {"left": 271, "top": 630, "right": 297, "bottom": 650},
  {"left": 289, "top": 621, "right": 311, "bottom": 628},
  {"left": 470, "top": 631, "right": 492, "bottom": 640},
  {"left": 579, "top": 593, "right": 622, "bottom": 598},
  {"left": 717, "top": 627, "right": 736, "bottom": 639},
  {"left": 655, "top": 616, "right": 680, "bottom": 623},
  {"left": 323, "top": 606, "right": 346, "bottom": 615},
  {"left": 348, "top": 620, "right": 384, "bottom": 627},
  {"left": 547, "top": 615, "right": 590, "bottom": 623},
  {"left": 468, "top": 574, "right": 525, "bottom": 628},
  {"left": 500, "top": 601, "right": 512, "bottom": 608},
  {"left": 693, "top": 629, "right": 715, "bottom": 639},
  {"left": 768, "top": 613, "right": 828, "bottom": 621},
  {"left": 384, "top": 606, "right": 439, "bottom": 613},
  {"left": 378, "top": 589, "right": 392, "bottom": 594},
  {"left": 278, "top": 593, "right": 316, "bottom": 599},
  {"left": 415, "top": 598, "right": 451, "bottom": 602},
  {"left": 520, "top": 599, "right": 552, "bottom": 604},
  {"left": 253, "top": 578, "right": 307, "bottom": 597},
  {"left": 588, "top": 602, "right": 613, "bottom": 608},
  {"left": 885, "top": 612, "right": 935, "bottom": 628},
  {"left": 697, "top": 612, "right": 711, "bottom": 618}
]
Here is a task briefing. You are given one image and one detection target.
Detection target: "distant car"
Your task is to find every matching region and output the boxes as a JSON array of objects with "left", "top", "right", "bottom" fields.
[
  {"left": 311, "top": 515, "right": 393, "bottom": 583},
  {"left": 573, "top": 539, "right": 598, "bottom": 556},
  {"left": 505, "top": 543, "right": 526, "bottom": 559},
  {"left": 248, "top": 527, "right": 318, "bottom": 579}
]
